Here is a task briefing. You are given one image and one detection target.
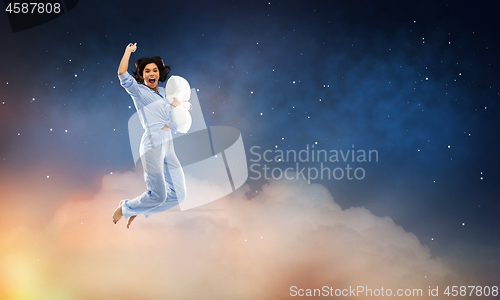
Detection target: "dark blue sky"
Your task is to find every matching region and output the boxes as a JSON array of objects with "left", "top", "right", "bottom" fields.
[{"left": 1, "top": 0, "right": 499, "bottom": 282}]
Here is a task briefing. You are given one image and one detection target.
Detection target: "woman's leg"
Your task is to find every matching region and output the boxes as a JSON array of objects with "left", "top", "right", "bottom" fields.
[
  {"left": 121, "top": 142, "right": 168, "bottom": 219},
  {"left": 143, "top": 138, "right": 186, "bottom": 218}
]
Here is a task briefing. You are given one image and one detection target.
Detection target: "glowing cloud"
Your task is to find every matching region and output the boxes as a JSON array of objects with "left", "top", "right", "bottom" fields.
[{"left": 0, "top": 170, "right": 475, "bottom": 299}]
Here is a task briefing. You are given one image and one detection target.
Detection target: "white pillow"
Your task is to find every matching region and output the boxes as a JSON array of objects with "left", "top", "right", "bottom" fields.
[
  {"left": 171, "top": 106, "right": 192, "bottom": 133},
  {"left": 165, "top": 76, "right": 192, "bottom": 133},
  {"left": 165, "top": 75, "right": 191, "bottom": 103}
]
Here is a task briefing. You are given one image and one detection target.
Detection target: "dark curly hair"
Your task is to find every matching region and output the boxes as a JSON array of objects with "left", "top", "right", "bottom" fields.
[{"left": 131, "top": 56, "right": 171, "bottom": 84}]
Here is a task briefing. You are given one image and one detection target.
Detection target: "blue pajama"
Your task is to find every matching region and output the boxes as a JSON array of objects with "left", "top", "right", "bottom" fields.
[{"left": 118, "top": 72, "right": 186, "bottom": 218}]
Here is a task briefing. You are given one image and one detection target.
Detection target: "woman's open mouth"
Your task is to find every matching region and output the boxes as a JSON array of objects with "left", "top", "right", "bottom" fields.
[{"left": 148, "top": 78, "right": 155, "bottom": 85}]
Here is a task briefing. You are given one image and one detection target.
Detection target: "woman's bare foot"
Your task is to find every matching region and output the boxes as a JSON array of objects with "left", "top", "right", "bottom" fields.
[
  {"left": 112, "top": 200, "right": 125, "bottom": 224},
  {"left": 127, "top": 215, "right": 137, "bottom": 228}
]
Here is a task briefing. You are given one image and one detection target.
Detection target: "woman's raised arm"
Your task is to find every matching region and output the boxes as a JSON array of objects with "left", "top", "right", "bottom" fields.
[{"left": 118, "top": 43, "right": 137, "bottom": 75}]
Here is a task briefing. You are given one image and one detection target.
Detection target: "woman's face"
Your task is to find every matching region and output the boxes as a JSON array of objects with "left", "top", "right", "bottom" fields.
[{"left": 142, "top": 63, "right": 159, "bottom": 90}]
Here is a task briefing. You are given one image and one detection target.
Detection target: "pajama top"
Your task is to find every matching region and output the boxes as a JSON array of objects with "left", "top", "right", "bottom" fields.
[{"left": 118, "top": 71, "right": 178, "bottom": 150}]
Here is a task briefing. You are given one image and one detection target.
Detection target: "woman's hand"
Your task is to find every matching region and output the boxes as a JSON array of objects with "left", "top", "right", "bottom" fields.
[
  {"left": 171, "top": 97, "right": 181, "bottom": 107},
  {"left": 126, "top": 43, "right": 137, "bottom": 53}
]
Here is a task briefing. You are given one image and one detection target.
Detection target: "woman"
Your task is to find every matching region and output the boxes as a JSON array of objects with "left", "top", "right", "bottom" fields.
[{"left": 112, "top": 42, "right": 187, "bottom": 228}]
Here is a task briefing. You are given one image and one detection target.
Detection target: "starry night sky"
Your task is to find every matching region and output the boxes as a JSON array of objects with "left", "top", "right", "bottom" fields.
[{"left": 1, "top": 0, "right": 499, "bottom": 296}]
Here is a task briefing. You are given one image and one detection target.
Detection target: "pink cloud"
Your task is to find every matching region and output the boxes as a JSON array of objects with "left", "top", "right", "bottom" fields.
[{"left": 0, "top": 170, "right": 477, "bottom": 299}]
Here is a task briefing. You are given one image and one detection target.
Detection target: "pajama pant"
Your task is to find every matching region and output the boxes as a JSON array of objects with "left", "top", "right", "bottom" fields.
[{"left": 122, "top": 129, "right": 186, "bottom": 219}]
